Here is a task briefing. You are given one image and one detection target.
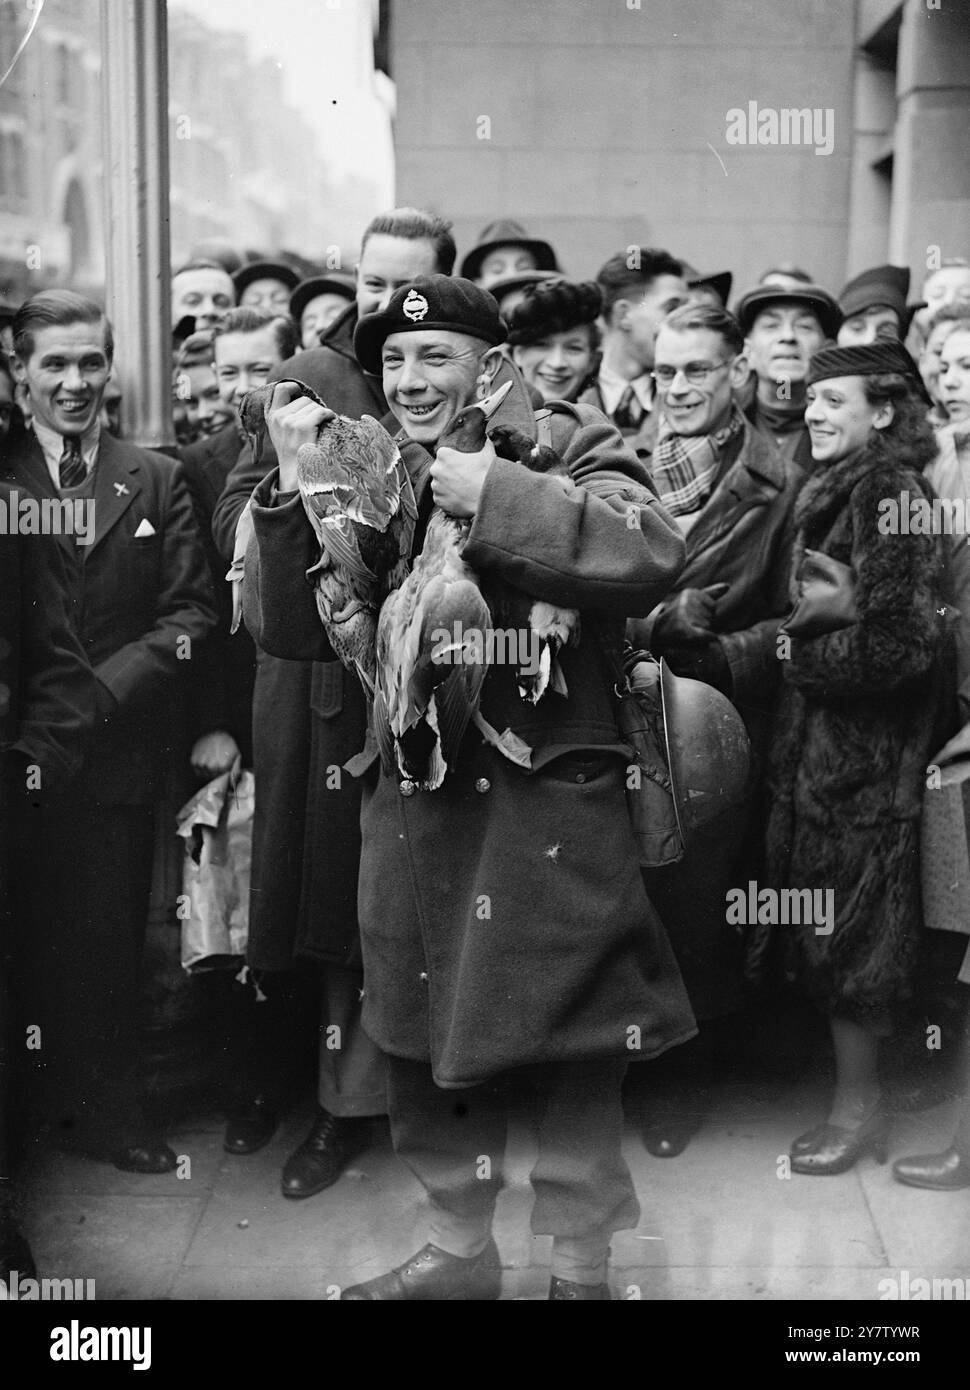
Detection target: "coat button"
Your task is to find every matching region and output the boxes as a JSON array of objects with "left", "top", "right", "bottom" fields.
[
  {"left": 575, "top": 773, "right": 587, "bottom": 784},
  {"left": 475, "top": 777, "right": 491, "bottom": 793},
  {"left": 400, "top": 779, "right": 416, "bottom": 797}
]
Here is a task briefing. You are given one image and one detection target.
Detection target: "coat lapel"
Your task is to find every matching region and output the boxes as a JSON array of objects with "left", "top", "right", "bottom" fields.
[
  {"left": 8, "top": 433, "right": 76, "bottom": 561},
  {"left": 86, "top": 433, "right": 142, "bottom": 557}
]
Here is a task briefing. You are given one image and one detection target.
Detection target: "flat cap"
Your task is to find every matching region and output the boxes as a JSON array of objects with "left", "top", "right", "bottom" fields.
[{"left": 735, "top": 283, "right": 842, "bottom": 339}]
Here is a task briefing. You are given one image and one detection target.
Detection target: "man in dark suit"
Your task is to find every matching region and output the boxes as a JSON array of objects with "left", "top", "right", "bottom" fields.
[
  {"left": 5, "top": 289, "right": 216, "bottom": 1172},
  {"left": 1, "top": 478, "right": 96, "bottom": 1286}
]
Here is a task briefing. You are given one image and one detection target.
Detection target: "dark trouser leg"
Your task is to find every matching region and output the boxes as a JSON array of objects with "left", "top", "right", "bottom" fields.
[
  {"left": 953, "top": 1010, "right": 970, "bottom": 1153},
  {"left": 241, "top": 967, "right": 319, "bottom": 1108},
  {"left": 21, "top": 802, "right": 155, "bottom": 1154},
  {"left": 317, "top": 966, "right": 387, "bottom": 1118},
  {"left": 0, "top": 809, "right": 15, "bottom": 1182},
  {"left": 386, "top": 1055, "right": 506, "bottom": 1257},
  {"left": 529, "top": 1059, "right": 639, "bottom": 1283}
]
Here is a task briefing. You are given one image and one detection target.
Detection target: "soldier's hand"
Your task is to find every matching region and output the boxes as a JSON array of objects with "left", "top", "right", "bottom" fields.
[
  {"left": 267, "top": 384, "right": 336, "bottom": 493},
  {"left": 431, "top": 438, "right": 497, "bottom": 518}
]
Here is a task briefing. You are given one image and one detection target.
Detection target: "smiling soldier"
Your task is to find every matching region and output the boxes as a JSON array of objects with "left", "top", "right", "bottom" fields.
[{"left": 245, "top": 274, "right": 695, "bottom": 1300}]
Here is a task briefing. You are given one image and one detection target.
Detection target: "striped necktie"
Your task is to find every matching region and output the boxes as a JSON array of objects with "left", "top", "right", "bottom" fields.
[
  {"left": 58, "top": 435, "right": 86, "bottom": 490},
  {"left": 612, "top": 384, "right": 641, "bottom": 432}
]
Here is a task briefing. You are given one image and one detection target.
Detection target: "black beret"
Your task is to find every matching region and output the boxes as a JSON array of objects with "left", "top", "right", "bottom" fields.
[
  {"left": 807, "top": 340, "right": 931, "bottom": 402},
  {"left": 354, "top": 275, "right": 507, "bottom": 374},
  {"left": 735, "top": 283, "right": 842, "bottom": 339}
]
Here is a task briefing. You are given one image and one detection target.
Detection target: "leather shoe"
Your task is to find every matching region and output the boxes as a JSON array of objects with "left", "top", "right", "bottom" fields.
[
  {"left": 549, "top": 1276, "right": 611, "bottom": 1300},
  {"left": 341, "top": 1240, "right": 502, "bottom": 1300},
  {"left": 893, "top": 1146, "right": 970, "bottom": 1191},
  {"left": 790, "top": 1111, "right": 889, "bottom": 1176},
  {"left": 112, "top": 1141, "right": 178, "bottom": 1174},
  {"left": 281, "top": 1108, "right": 368, "bottom": 1199},
  {"left": 642, "top": 1113, "right": 703, "bottom": 1158},
  {"left": 224, "top": 1096, "right": 279, "bottom": 1156}
]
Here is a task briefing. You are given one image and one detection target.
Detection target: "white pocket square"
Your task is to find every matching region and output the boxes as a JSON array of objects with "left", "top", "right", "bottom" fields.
[{"left": 133, "top": 519, "right": 156, "bottom": 538}]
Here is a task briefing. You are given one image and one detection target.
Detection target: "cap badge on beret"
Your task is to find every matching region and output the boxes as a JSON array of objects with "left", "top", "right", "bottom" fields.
[{"left": 403, "top": 290, "right": 429, "bottom": 322}]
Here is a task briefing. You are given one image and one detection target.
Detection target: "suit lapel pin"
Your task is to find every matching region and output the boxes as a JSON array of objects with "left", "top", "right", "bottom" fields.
[{"left": 114, "top": 482, "right": 130, "bottom": 496}]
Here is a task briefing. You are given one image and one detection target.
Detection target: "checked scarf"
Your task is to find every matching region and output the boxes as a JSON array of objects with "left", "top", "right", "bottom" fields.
[{"left": 650, "top": 403, "right": 745, "bottom": 517}]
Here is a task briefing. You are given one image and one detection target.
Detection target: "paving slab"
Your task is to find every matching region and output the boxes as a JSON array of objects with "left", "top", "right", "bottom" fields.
[{"left": 21, "top": 1195, "right": 204, "bottom": 1301}]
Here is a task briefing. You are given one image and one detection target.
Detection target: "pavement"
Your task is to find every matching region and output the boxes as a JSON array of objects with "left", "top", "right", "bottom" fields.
[{"left": 16, "top": 1061, "right": 970, "bottom": 1302}]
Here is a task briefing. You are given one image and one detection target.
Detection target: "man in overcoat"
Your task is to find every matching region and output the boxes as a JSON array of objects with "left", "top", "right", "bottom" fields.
[
  {"left": 626, "top": 302, "right": 801, "bottom": 1154},
  {"left": 4, "top": 290, "right": 216, "bottom": 1170},
  {"left": 246, "top": 275, "right": 695, "bottom": 1300},
  {"left": 210, "top": 211, "right": 457, "bottom": 1196}
]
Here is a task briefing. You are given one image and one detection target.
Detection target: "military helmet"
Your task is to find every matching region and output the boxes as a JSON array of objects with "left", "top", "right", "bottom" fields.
[{"left": 659, "top": 660, "right": 751, "bottom": 837}]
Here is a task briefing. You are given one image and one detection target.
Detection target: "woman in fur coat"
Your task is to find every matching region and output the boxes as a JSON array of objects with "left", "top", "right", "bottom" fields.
[{"left": 760, "top": 341, "right": 946, "bottom": 1176}]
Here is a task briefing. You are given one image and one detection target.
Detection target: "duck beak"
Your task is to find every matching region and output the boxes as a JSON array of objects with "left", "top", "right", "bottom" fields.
[{"left": 476, "top": 379, "right": 513, "bottom": 419}]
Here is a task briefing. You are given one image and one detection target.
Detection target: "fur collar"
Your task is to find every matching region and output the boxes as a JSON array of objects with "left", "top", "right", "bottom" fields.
[{"left": 794, "top": 434, "right": 935, "bottom": 534}]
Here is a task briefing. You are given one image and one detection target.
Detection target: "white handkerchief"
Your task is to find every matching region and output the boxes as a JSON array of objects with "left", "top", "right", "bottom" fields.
[{"left": 134, "top": 518, "right": 156, "bottom": 538}]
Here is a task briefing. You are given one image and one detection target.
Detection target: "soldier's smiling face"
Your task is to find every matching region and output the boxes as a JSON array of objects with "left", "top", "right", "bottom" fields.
[{"left": 381, "top": 329, "right": 499, "bottom": 444}]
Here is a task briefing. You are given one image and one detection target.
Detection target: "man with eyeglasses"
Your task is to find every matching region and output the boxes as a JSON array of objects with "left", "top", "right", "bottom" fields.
[{"left": 625, "top": 303, "right": 802, "bottom": 1161}]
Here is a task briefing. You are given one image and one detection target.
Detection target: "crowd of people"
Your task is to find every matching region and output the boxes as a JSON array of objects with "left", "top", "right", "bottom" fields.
[{"left": 2, "top": 205, "right": 970, "bottom": 1300}]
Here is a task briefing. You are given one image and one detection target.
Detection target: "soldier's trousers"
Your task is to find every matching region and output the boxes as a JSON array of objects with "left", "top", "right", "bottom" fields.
[{"left": 386, "top": 1055, "right": 639, "bottom": 1280}]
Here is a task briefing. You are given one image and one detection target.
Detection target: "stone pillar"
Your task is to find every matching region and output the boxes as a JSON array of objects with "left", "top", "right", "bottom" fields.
[
  {"left": 98, "top": 0, "right": 173, "bottom": 449},
  {"left": 891, "top": 0, "right": 970, "bottom": 275}
]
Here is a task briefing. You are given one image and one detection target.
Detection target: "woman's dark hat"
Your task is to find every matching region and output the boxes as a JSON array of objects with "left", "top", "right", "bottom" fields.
[
  {"left": 459, "top": 220, "right": 560, "bottom": 282},
  {"left": 808, "top": 340, "right": 932, "bottom": 403},
  {"left": 506, "top": 279, "right": 603, "bottom": 346},
  {"left": 290, "top": 273, "right": 356, "bottom": 323},
  {"left": 486, "top": 269, "right": 563, "bottom": 309},
  {"left": 354, "top": 275, "right": 507, "bottom": 374}
]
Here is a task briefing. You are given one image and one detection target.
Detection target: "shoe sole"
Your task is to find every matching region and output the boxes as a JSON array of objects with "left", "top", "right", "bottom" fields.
[{"left": 893, "top": 1174, "right": 970, "bottom": 1191}]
